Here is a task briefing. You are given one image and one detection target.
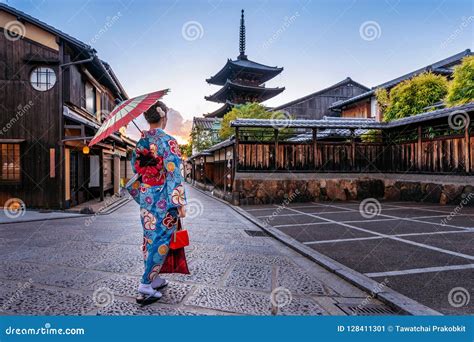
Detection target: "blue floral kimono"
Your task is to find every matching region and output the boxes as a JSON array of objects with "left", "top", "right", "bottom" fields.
[{"left": 126, "top": 128, "right": 186, "bottom": 284}]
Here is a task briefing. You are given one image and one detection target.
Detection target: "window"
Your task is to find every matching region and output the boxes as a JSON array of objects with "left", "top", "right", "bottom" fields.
[
  {"left": 85, "top": 82, "right": 96, "bottom": 114},
  {"left": 30, "top": 67, "right": 56, "bottom": 91},
  {"left": 1, "top": 144, "right": 21, "bottom": 182}
]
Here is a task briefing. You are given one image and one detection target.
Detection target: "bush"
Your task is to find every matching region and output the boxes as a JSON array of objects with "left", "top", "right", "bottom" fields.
[
  {"left": 382, "top": 72, "right": 448, "bottom": 122},
  {"left": 219, "top": 103, "right": 281, "bottom": 139},
  {"left": 374, "top": 88, "right": 389, "bottom": 117},
  {"left": 360, "top": 129, "right": 382, "bottom": 142},
  {"left": 446, "top": 56, "right": 474, "bottom": 106}
]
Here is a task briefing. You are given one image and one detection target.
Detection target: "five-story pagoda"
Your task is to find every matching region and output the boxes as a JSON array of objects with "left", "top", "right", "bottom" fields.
[{"left": 204, "top": 9, "right": 285, "bottom": 118}]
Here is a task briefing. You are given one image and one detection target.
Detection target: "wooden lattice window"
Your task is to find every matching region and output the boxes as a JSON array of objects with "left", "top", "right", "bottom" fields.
[
  {"left": 1, "top": 143, "right": 21, "bottom": 182},
  {"left": 30, "top": 67, "right": 56, "bottom": 91}
]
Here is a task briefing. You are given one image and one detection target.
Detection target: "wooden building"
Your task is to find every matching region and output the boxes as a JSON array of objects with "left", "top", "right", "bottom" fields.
[
  {"left": 272, "top": 77, "right": 369, "bottom": 120},
  {"left": 329, "top": 49, "right": 472, "bottom": 121},
  {"left": 188, "top": 103, "right": 473, "bottom": 204},
  {"left": 0, "top": 3, "right": 135, "bottom": 209},
  {"left": 204, "top": 10, "right": 284, "bottom": 118}
]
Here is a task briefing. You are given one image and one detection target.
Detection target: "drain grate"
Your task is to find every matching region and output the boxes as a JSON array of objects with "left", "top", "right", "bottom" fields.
[
  {"left": 244, "top": 230, "right": 268, "bottom": 237},
  {"left": 336, "top": 303, "right": 397, "bottom": 316}
]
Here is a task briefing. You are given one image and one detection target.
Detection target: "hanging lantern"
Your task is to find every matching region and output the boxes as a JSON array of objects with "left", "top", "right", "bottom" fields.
[{"left": 82, "top": 146, "right": 90, "bottom": 155}]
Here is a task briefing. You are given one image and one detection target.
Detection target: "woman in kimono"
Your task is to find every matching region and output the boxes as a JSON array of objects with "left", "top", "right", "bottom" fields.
[{"left": 127, "top": 101, "right": 186, "bottom": 303}]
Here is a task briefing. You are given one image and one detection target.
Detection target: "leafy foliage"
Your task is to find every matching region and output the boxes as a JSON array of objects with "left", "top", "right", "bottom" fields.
[
  {"left": 189, "top": 126, "right": 217, "bottom": 153},
  {"left": 382, "top": 72, "right": 448, "bottom": 122},
  {"left": 219, "top": 103, "right": 281, "bottom": 139},
  {"left": 360, "top": 129, "right": 382, "bottom": 142},
  {"left": 179, "top": 143, "right": 192, "bottom": 158},
  {"left": 446, "top": 56, "right": 474, "bottom": 106},
  {"left": 374, "top": 88, "right": 389, "bottom": 117}
]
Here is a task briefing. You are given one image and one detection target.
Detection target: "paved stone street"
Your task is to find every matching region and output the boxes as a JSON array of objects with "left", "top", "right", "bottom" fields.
[{"left": 0, "top": 185, "right": 391, "bottom": 316}]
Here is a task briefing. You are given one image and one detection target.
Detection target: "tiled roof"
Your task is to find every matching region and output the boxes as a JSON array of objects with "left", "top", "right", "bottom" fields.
[
  {"left": 231, "top": 103, "right": 474, "bottom": 129},
  {"left": 205, "top": 79, "right": 285, "bottom": 103},
  {"left": 329, "top": 90, "right": 375, "bottom": 109},
  {"left": 206, "top": 58, "right": 283, "bottom": 85},
  {"left": 188, "top": 138, "right": 234, "bottom": 159},
  {"left": 231, "top": 117, "right": 384, "bottom": 129},
  {"left": 193, "top": 117, "right": 221, "bottom": 130},
  {"left": 273, "top": 77, "right": 369, "bottom": 111},
  {"left": 206, "top": 137, "right": 234, "bottom": 152},
  {"left": 386, "top": 102, "right": 474, "bottom": 128},
  {"left": 329, "top": 49, "right": 472, "bottom": 110},
  {"left": 0, "top": 3, "right": 90, "bottom": 50},
  {"left": 0, "top": 3, "right": 128, "bottom": 100}
]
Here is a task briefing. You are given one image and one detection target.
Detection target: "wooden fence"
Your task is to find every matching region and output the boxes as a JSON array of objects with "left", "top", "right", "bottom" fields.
[{"left": 236, "top": 131, "right": 474, "bottom": 174}]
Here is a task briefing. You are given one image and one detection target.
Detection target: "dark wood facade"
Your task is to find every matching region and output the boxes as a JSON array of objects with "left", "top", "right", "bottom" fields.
[
  {"left": 272, "top": 78, "right": 369, "bottom": 120},
  {"left": 0, "top": 25, "right": 62, "bottom": 208},
  {"left": 0, "top": 5, "right": 134, "bottom": 209}
]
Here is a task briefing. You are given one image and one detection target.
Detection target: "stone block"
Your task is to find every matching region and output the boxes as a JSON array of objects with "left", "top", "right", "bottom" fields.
[
  {"left": 396, "top": 182, "right": 423, "bottom": 201},
  {"left": 441, "top": 184, "right": 464, "bottom": 204},
  {"left": 421, "top": 183, "right": 442, "bottom": 203},
  {"left": 356, "top": 179, "right": 384, "bottom": 200},
  {"left": 325, "top": 180, "right": 347, "bottom": 201},
  {"left": 384, "top": 185, "right": 401, "bottom": 201}
]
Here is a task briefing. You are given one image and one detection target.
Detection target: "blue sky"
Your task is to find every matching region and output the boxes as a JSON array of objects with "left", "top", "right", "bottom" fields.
[{"left": 5, "top": 0, "right": 473, "bottom": 140}]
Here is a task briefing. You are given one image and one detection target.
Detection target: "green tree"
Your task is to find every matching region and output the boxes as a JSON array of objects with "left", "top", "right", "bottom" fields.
[
  {"left": 189, "top": 126, "right": 215, "bottom": 153},
  {"left": 374, "top": 88, "right": 389, "bottom": 117},
  {"left": 446, "top": 56, "right": 474, "bottom": 106},
  {"left": 219, "top": 103, "right": 281, "bottom": 139},
  {"left": 383, "top": 72, "right": 448, "bottom": 122},
  {"left": 179, "top": 143, "right": 192, "bottom": 158}
]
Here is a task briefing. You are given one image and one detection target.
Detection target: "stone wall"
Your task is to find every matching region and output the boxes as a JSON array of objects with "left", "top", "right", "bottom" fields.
[{"left": 234, "top": 173, "right": 474, "bottom": 206}]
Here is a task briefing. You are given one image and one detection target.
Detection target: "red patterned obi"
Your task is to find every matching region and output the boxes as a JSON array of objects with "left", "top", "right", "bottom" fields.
[{"left": 134, "top": 148, "right": 165, "bottom": 186}]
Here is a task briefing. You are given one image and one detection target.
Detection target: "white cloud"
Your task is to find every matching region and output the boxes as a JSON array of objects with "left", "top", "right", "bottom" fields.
[{"left": 125, "top": 108, "right": 192, "bottom": 144}]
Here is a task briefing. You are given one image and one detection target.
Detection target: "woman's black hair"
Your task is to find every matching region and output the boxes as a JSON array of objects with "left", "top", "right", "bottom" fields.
[{"left": 144, "top": 101, "right": 168, "bottom": 124}]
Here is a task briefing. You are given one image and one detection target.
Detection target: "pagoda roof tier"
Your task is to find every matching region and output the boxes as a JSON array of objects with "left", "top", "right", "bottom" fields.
[
  {"left": 206, "top": 58, "right": 283, "bottom": 86},
  {"left": 205, "top": 80, "right": 285, "bottom": 104},
  {"left": 204, "top": 102, "right": 234, "bottom": 118}
]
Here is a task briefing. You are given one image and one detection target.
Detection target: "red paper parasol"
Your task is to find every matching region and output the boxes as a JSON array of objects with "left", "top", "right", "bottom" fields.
[{"left": 88, "top": 89, "right": 169, "bottom": 147}]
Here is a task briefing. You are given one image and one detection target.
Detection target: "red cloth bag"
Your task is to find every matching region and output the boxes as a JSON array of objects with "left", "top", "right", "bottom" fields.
[
  {"left": 160, "top": 219, "right": 190, "bottom": 274},
  {"left": 169, "top": 220, "right": 189, "bottom": 250}
]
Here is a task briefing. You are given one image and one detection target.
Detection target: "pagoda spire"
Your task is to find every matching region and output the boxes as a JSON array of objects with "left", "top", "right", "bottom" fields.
[{"left": 238, "top": 9, "right": 247, "bottom": 60}]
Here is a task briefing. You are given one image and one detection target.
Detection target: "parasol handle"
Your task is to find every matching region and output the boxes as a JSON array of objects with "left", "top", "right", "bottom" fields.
[{"left": 131, "top": 120, "right": 142, "bottom": 134}]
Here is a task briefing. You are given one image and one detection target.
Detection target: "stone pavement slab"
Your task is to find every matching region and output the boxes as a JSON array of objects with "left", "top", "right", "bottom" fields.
[
  {"left": 0, "top": 210, "right": 86, "bottom": 224},
  {"left": 0, "top": 185, "right": 389, "bottom": 316}
]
